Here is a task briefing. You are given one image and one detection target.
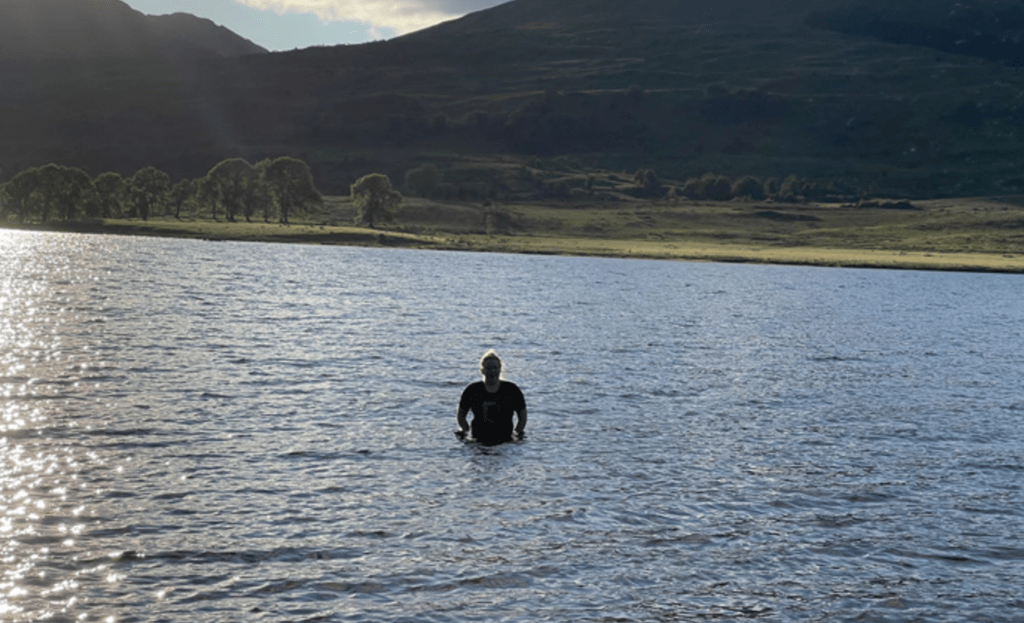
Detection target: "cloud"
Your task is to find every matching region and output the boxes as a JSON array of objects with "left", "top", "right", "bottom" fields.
[{"left": 233, "top": 0, "right": 508, "bottom": 36}]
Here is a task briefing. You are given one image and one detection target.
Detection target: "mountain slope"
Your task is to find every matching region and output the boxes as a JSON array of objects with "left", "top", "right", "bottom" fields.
[
  {"left": 3, "top": 0, "right": 1024, "bottom": 200},
  {"left": 0, "top": 0, "right": 266, "bottom": 59},
  {"left": 147, "top": 12, "right": 269, "bottom": 58},
  {"left": 424, "top": 0, "right": 831, "bottom": 29}
]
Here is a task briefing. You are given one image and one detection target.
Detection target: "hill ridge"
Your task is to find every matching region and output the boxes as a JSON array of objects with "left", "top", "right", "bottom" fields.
[
  {"left": 3, "top": 0, "right": 1024, "bottom": 200},
  {"left": 0, "top": 0, "right": 266, "bottom": 60}
]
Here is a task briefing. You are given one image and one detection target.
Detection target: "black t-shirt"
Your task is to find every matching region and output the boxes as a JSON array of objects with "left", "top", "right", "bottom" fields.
[{"left": 459, "top": 381, "right": 526, "bottom": 443}]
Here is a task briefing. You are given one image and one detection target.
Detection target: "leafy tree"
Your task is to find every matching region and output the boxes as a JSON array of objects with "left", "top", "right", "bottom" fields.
[
  {"left": 195, "top": 175, "right": 221, "bottom": 220},
  {"left": 484, "top": 205, "right": 515, "bottom": 235},
  {"left": 248, "top": 162, "right": 275, "bottom": 223},
  {"left": 94, "top": 172, "right": 126, "bottom": 218},
  {"left": 80, "top": 184, "right": 104, "bottom": 219},
  {"left": 168, "top": 178, "right": 197, "bottom": 219},
  {"left": 705, "top": 174, "right": 733, "bottom": 201},
  {"left": 778, "top": 175, "right": 805, "bottom": 202},
  {"left": 680, "top": 176, "right": 706, "bottom": 200},
  {"left": 681, "top": 172, "right": 731, "bottom": 200},
  {"left": 241, "top": 174, "right": 267, "bottom": 223},
  {"left": 35, "top": 164, "right": 93, "bottom": 221},
  {"left": 60, "top": 167, "right": 93, "bottom": 220},
  {"left": 1, "top": 168, "right": 42, "bottom": 222},
  {"left": 404, "top": 163, "right": 441, "bottom": 198},
  {"left": 206, "top": 158, "right": 257, "bottom": 222},
  {"left": 129, "top": 167, "right": 170, "bottom": 220},
  {"left": 351, "top": 173, "right": 402, "bottom": 229},
  {"left": 732, "top": 176, "right": 765, "bottom": 200},
  {"left": 32, "top": 164, "right": 61, "bottom": 221},
  {"left": 261, "top": 156, "right": 321, "bottom": 224}
]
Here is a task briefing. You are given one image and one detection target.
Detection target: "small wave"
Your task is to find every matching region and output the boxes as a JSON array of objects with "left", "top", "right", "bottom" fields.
[
  {"left": 987, "top": 546, "right": 1024, "bottom": 561},
  {"left": 457, "top": 571, "right": 534, "bottom": 590},
  {"left": 886, "top": 546, "right": 989, "bottom": 567},
  {"left": 313, "top": 580, "right": 388, "bottom": 595},
  {"left": 962, "top": 461, "right": 1024, "bottom": 472},
  {"left": 198, "top": 392, "right": 234, "bottom": 400},
  {"left": 6, "top": 393, "right": 72, "bottom": 402},
  {"left": 85, "top": 427, "right": 158, "bottom": 436},
  {"left": 153, "top": 491, "right": 193, "bottom": 501},
  {"left": 808, "top": 354, "right": 868, "bottom": 363},
  {"left": 643, "top": 532, "right": 713, "bottom": 547},
  {"left": 812, "top": 513, "right": 867, "bottom": 528},
  {"left": 345, "top": 529, "right": 392, "bottom": 539}
]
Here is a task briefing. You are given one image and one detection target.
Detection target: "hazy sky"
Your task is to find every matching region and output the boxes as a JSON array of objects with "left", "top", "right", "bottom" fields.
[{"left": 122, "top": 0, "right": 509, "bottom": 51}]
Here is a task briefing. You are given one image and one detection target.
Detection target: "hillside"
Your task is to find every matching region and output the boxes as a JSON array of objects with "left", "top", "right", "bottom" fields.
[
  {"left": 421, "top": 0, "right": 831, "bottom": 29},
  {"left": 3, "top": 0, "right": 1024, "bottom": 200},
  {"left": 0, "top": 0, "right": 267, "bottom": 59}
]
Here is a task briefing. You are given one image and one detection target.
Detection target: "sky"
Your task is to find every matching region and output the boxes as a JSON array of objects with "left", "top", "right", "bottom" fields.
[{"left": 122, "top": 0, "right": 509, "bottom": 51}]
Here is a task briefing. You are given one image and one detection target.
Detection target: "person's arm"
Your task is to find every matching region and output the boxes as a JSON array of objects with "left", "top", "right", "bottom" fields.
[
  {"left": 456, "top": 405, "right": 470, "bottom": 437},
  {"left": 514, "top": 406, "right": 528, "bottom": 437}
]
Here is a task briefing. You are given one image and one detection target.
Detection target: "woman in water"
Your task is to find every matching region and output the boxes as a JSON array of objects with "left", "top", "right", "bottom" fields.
[{"left": 456, "top": 350, "right": 527, "bottom": 444}]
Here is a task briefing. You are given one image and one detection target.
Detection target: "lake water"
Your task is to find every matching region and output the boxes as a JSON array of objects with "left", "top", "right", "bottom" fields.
[{"left": 1, "top": 229, "right": 1023, "bottom": 622}]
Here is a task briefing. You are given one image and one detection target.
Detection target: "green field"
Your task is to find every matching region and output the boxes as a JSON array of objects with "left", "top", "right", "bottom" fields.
[{"left": 22, "top": 194, "right": 1024, "bottom": 274}]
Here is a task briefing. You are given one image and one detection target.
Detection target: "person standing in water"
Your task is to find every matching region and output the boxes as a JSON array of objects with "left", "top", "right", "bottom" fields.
[{"left": 457, "top": 350, "right": 527, "bottom": 444}]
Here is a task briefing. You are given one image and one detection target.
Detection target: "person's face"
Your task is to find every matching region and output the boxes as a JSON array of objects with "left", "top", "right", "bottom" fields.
[{"left": 481, "top": 358, "right": 501, "bottom": 384}]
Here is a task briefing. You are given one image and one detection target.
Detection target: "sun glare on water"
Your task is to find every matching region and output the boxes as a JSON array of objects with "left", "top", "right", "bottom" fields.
[{"left": 0, "top": 229, "right": 107, "bottom": 621}]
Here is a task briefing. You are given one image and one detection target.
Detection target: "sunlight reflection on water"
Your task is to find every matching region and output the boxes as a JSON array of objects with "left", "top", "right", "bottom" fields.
[{"left": 1, "top": 231, "right": 1023, "bottom": 622}]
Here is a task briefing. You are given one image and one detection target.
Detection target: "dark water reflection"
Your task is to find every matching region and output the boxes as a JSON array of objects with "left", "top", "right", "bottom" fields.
[{"left": 1, "top": 230, "right": 1023, "bottom": 622}]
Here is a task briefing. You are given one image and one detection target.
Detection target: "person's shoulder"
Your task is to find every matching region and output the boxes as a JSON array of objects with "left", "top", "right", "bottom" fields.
[
  {"left": 501, "top": 380, "right": 523, "bottom": 392},
  {"left": 462, "top": 381, "right": 485, "bottom": 394}
]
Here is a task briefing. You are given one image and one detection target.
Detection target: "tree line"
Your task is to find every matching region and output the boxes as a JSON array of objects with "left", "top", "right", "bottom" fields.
[
  {"left": 0, "top": 156, "right": 322, "bottom": 225},
  {"left": 674, "top": 172, "right": 848, "bottom": 202}
]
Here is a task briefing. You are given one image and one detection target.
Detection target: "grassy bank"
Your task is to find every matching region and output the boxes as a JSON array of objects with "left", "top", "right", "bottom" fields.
[{"left": 15, "top": 195, "right": 1024, "bottom": 274}]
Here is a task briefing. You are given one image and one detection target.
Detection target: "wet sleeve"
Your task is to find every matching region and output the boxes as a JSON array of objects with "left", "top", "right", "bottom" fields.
[
  {"left": 458, "top": 385, "right": 474, "bottom": 412},
  {"left": 511, "top": 384, "right": 526, "bottom": 411}
]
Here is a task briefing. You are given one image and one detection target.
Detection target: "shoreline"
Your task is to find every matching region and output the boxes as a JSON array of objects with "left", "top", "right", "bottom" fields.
[{"left": 4, "top": 216, "right": 1024, "bottom": 275}]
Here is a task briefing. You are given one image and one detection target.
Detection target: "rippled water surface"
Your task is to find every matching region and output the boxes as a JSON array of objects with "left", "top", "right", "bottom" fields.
[{"left": 2, "top": 229, "right": 1023, "bottom": 622}]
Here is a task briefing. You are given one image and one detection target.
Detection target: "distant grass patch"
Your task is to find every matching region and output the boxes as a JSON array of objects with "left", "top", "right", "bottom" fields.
[{"left": 12, "top": 195, "right": 1024, "bottom": 274}]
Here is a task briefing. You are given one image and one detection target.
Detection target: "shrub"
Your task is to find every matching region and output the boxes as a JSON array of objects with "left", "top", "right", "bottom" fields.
[
  {"left": 484, "top": 206, "right": 516, "bottom": 234},
  {"left": 351, "top": 173, "right": 402, "bottom": 228},
  {"left": 681, "top": 176, "right": 707, "bottom": 199},
  {"left": 778, "top": 175, "right": 805, "bottom": 202},
  {"left": 706, "top": 175, "right": 734, "bottom": 201},
  {"left": 633, "top": 168, "right": 661, "bottom": 192},
  {"left": 732, "top": 176, "right": 765, "bottom": 200}
]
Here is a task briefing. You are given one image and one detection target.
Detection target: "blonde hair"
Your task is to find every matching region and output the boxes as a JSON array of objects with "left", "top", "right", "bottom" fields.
[{"left": 479, "top": 349, "right": 502, "bottom": 367}]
